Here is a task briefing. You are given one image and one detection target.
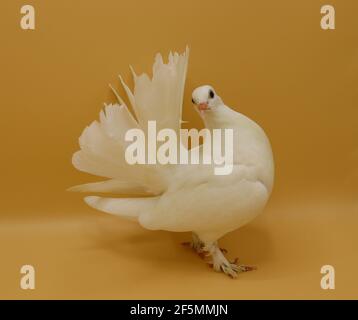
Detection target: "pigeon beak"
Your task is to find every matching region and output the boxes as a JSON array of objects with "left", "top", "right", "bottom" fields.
[
  {"left": 198, "top": 103, "right": 208, "bottom": 111},
  {"left": 197, "top": 103, "right": 209, "bottom": 116}
]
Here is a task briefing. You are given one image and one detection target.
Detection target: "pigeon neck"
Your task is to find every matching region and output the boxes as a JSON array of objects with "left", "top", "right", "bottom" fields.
[{"left": 202, "top": 104, "right": 235, "bottom": 130}]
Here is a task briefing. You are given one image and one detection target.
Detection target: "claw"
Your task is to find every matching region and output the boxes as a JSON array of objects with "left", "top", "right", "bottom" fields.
[
  {"left": 184, "top": 238, "right": 256, "bottom": 278},
  {"left": 220, "top": 264, "right": 238, "bottom": 278},
  {"left": 238, "top": 265, "right": 257, "bottom": 273}
]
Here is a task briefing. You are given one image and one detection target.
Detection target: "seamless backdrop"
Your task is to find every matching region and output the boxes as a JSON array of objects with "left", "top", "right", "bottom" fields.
[{"left": 0, "top": 0, "right": 357, "bottom": 299}]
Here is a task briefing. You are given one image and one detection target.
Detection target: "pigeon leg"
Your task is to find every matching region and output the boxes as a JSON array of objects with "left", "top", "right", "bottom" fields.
[
  {"left": 203, "top": 242, "right": 256, "bottom": 278},
  {"left": 191, "top": 233, "right": 205, "bottom": 252},
  {"left": 182, "top": 233, "right": 205, "bottom": 255}
]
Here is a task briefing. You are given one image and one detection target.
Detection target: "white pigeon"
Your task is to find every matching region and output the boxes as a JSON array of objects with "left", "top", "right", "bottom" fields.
[{"left": 69, "top": 48, "right": 274, "bottom": 278}]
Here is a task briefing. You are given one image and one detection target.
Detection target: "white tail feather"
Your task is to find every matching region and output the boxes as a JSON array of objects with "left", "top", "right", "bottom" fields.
[
  {"left": 67, "top": 179, "right": 162, "bottom": 195},
  {"left": 70, "top": 48, "right": 189, "bottom": 199},
  {"left": 84, "top": 196, "right": 158, "bottom": 220}
]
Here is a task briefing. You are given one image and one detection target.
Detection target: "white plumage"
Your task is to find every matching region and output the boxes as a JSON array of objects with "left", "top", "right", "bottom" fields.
[{"left": 69, "top": 48, "right": 274, "bottom": 278}]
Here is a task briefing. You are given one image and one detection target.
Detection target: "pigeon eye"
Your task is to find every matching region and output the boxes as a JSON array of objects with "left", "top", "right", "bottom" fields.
[
  {"left": 192, "top": 98, "right": 196, "bottom": 104},
  {"left": 209, "top": 90, "right": 215, "bottom": 99}
]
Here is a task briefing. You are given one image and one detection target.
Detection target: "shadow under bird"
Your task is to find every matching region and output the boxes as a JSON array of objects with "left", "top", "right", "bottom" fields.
[{"left": 69, "top": 48, "right": 274, "bottom": 278}]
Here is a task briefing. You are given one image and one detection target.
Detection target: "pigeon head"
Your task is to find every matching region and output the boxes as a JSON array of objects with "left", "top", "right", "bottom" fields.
[{"left": 191, "top": 85, "right": 223, "bottom": 115}]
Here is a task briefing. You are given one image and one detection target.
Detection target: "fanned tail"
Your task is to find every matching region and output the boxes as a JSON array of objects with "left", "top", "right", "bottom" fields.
[{"left": 69, "top": 47, "right": 189, "bottom": 203}]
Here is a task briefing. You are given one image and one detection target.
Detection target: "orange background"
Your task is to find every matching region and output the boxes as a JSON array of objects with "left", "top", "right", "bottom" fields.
[{"left": 0, "top": 0, "right": 357, "bottom": 299}]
